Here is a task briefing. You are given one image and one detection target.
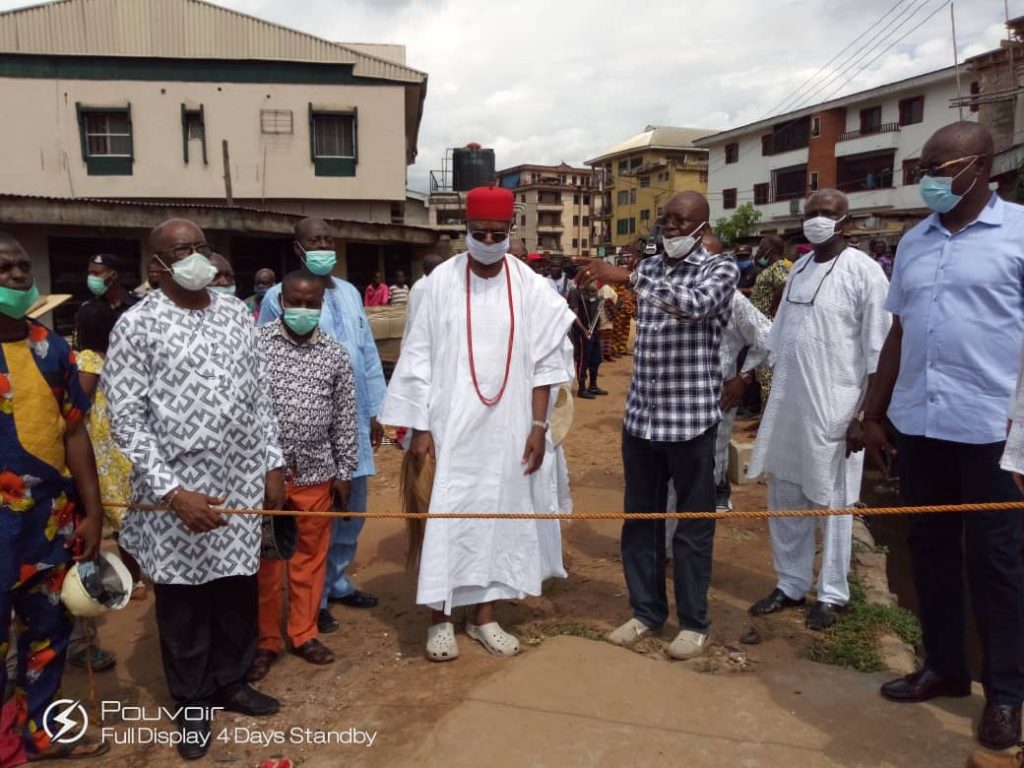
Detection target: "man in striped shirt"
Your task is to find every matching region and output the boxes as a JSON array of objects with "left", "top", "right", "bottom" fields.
[{"left": 388, "top": 271, "right": 410, "bottom": 306}]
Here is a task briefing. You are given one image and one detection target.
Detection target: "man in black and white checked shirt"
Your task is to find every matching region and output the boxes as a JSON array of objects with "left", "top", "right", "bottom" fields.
[{"left": 575, "top": 191, "right": 738, "bottom": 661}]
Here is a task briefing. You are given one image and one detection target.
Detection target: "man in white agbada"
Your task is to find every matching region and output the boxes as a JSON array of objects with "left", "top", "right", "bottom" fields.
[
  {"left": 747, "top": 189, "right": 890, "bottom": 631},
  {"left": 380, "top": 186, "right": 575, "bottom": 661}
]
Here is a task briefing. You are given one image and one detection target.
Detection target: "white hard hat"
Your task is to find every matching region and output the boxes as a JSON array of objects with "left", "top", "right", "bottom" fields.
[{"left": 61, "top": 551, "right": 133, "bottom": 618}]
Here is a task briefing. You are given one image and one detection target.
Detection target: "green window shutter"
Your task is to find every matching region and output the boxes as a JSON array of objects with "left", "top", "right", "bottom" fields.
[{"left": 181, "top": 103, "right": 189, "bottom": 164}]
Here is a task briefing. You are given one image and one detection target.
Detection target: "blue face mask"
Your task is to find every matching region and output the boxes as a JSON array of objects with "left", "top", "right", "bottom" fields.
[
  {"left": 919, "top": 164, "right": 978, "bottom": 214},
  {"left": 210, "top": 284, "right": 236, "bottom": 297},
  {"left": 737, "top": 257, "right": 753, "bottom": 271},
  {"left": 254, "top": 285, "right": 269, "bottom": 298}
]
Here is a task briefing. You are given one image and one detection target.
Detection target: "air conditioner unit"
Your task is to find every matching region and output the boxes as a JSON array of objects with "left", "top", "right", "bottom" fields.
[{"left": 789, "top": 199, "right": 801, "bottom": 216}]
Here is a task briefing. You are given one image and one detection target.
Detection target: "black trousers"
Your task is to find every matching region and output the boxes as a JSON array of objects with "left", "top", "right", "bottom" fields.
[
  {"left": 897, "top": 431, "right": 1024, "bottom": 705},
  {"left": 581, "top": 333, "right": 603, "bottom": 390},
  {"left": 152, "top": 574, "right": 258, "bottom": 705},
  {"left": 621, "top": 426, "right": 717, "bottom": 631}
]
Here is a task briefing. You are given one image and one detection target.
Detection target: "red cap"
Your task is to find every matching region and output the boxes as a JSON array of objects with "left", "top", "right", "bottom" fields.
[
  {"left": 466, "top": 186, "right": 514, "bottom": 222},
  {"left": 527, "top": 252, "right": 545, "bottom": 263},
  {"left": 795, "top": 244, "right": 812, "bottom": 255}
]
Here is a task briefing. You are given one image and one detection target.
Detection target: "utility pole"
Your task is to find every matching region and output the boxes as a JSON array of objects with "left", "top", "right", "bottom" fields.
[
  {"left": 952, "top": 2, "right": 964, "bottom": 120},
  {"left": 222, "top": 139, "right": 234, "bottom": 206}
]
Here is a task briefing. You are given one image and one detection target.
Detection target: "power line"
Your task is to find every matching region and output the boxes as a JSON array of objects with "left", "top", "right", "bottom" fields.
[
  {"left": 765, "top": 0, "right": 914, "bottom": 118},
  {"left": 811, "top": 0, "right": 953, "bottom": 107},
  {"left": 784, "top": 0, "right": 937, "bottom": 115},
  {"left": 782, "top": 0, "right": 942, "bottom": 114}
]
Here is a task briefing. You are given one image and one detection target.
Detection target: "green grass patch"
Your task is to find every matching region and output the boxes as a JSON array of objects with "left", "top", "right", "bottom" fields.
[{"left": 807, "top": 579, "right": 921, "bottom": 673}]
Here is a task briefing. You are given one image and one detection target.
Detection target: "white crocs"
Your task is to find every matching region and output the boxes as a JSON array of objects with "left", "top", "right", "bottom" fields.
[
  {"left": 425, "top": 621, "right": 459, "bottom": 662},
  {"left": 466, "top": 621, "right": 520, "bottom": 656}
]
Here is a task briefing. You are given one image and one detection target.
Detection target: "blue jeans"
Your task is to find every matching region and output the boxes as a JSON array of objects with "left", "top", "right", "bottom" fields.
[{"left": 321, "top": 476, "right": 369, "bottom": 607}]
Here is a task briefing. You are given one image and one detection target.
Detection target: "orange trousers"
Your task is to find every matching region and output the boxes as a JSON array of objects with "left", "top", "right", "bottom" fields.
[{"left": 257, "top": 481, "right": 333, "bottom": 654}]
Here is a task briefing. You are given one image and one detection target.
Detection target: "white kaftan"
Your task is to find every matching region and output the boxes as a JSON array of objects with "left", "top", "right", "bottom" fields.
[
  {"left": 1001, "top": 343, "right": 1024, "bottom": 475},
  {"left": 379, "top": 254, "right": 576, "bottom": 612},
  {"left": 747, "top": 247, "right": 889, "bottom": 606},
  {"left": 747, "top": 247, "right": 891, "bottom": 505}
]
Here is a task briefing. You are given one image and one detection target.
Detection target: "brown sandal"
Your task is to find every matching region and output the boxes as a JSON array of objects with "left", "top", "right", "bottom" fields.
[
  {"left": 292, "top": 638, "right": 335, "bottom": 665},
  {"left": 246, "top": 649, "right": 278, "bottom": 682}
]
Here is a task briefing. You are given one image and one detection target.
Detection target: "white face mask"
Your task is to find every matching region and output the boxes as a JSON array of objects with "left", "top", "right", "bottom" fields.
[
  {"left": 156, "top": 252, "right": 218, "bottom": 292},
  {"left": 802, "top": 215, "right": 846, "bottom": 246},
  {"left": 662, "top": 222, "right": 706, "bottom": 260},
  {"left": 467, "top": 236, "right": 510, "bottom": 266}
]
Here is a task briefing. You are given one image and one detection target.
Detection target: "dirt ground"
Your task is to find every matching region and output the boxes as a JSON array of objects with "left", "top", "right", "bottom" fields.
[{"left": 63, "top": 356, "right": 981, "bottom": 767}]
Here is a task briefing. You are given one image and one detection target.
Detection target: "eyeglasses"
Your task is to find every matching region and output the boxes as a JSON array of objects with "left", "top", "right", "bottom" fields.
[
  {"left": 784, "top": 253, "right": 842, "bottom": 306},
  {"left": 911, "top": 155, "right": 979, "bottom": 183},
  {"left": 468, "top": 228, "right": 511, "bottom": 242},
  {"left": 156, "top": 242, "right": 213, "bottom": 260}
]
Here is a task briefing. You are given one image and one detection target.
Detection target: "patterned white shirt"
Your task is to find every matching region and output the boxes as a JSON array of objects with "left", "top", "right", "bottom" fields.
[
  {"left": 625, "top": 247, "right": 740, "bottom": 442},
  {"left": 106, "top": 290, "right": 284, "bottom": 585}
]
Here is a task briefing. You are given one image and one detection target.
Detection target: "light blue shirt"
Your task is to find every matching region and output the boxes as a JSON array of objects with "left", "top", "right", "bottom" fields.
[
  {"left": 885, "top": 193, "right": 1024, "bottom": 444},
  {"left": 259, "top": 277, "right": 386, "bottom": 477}
]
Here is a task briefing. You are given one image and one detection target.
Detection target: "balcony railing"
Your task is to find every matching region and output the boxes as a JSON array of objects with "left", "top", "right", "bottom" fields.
[{"left": 838, "top": 122, "right": 900, "bottom": 142}]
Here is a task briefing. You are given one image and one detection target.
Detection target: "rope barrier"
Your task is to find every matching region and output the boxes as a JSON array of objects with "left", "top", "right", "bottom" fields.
[{"left": 102, "top": 500, "right": 1024, "bottom": 521}]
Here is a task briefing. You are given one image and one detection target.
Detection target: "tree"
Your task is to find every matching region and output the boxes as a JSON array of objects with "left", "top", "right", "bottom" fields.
[{"left": 714, "top": 203, "right": 762, "bottom": 246}]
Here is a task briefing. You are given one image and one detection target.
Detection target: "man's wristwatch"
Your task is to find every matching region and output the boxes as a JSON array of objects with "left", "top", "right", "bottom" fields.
[{"left": 531, "top": 420, "right": 550, "bottom": 432}]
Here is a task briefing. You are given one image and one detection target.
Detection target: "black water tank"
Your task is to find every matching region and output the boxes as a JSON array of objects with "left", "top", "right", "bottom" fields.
[{"left": 452, "top": 147, "right": 495, "bottom": 191}]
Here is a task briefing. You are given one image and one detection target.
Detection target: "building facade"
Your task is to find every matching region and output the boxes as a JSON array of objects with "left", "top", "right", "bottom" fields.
[
  {"left": 586, "top": 126, "right": 714, "bottom": 250},
  {"left": 0, "top": 0, "right": 436, "bottom": 330},
  {"left": 696, "top": 67, "right": 972, "bottom": 238},
  {"left": 496, "top": 163, "right": 598, "bottom": 256}
]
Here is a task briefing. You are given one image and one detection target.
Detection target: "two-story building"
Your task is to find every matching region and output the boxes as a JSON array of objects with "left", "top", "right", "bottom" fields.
[
  {"left": 496, "top": 163, "right": 598, "bottom": 256},
  {"left": 0, "top": 0, "right": 436, "bottom": 331},
  {"left": 585, "top": 126, "right": 714, "bottom": 250},
  {"left": 695, "top": 67, "right": 972, "bottom": 239}
]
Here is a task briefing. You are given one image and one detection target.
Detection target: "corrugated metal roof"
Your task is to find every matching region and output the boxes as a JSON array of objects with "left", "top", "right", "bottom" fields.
[
  {"left": 585, "top": 126, "right": 717, "bottom": 165},
  {"left": 0, "top": 0, "right": 426, "bottom": 84}
]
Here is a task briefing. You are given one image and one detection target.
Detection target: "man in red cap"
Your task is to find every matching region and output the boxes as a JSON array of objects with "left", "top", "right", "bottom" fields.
[{"left": 380, "top": 185, "right": 575, "bottom": 662}]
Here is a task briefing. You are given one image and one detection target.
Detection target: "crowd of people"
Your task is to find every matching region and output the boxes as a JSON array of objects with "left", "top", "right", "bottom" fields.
[{"left": 2, "top": 118, "right": 1024, "bottom": 766}]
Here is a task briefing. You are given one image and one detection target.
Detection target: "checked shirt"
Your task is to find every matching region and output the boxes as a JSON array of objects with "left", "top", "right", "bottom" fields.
[{"left": 624, "top": 246, "right": 739, "bottom": 443}]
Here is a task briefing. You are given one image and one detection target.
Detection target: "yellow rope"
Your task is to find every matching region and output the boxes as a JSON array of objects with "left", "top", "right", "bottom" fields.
[{"left": 101, "top": 500, "right": 1024, "bottom": 521}]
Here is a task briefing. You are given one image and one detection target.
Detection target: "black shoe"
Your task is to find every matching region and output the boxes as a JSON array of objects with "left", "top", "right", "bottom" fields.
[
  {"left": 749, "top": 588, "right": 805, "bottom": 616},
  {"left": 806, "top": 600, "right": 841, "bottom": 631},
  {"left": 318, "top": 608, "right": 339, "bottom": 634},
  {"left": 329, "top": 589, "right": 379, "bottom": 609},
  {"left": 577, "top": 389, "right": 596, "bottom": 399},
  {"left": 215, "top": 684, "right": 280, "bottom": 716},
  {"left": 177, "top": 713, "right": 211, "bottom": 761},
  {"left": 880, "top": 668, "right": 972, "bottom": 703},
  {"left": 588, "top": 386, "right": 609, "bottom": 396},
  {"left": 978, "top": 702, "right": 1022, "bottom": 750}
]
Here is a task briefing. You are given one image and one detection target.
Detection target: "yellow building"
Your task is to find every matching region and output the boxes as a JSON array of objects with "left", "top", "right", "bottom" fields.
[{"left": 586, "top": 126, "right": 716, "bottom": 250}]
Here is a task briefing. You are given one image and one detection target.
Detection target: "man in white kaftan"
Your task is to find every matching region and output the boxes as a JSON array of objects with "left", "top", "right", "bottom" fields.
[
  {"left": 747, "top": 190, "right": 890, "bottom": 631},
  {"left": 380, "top": 186, "right": 575, "bottom": 662}
]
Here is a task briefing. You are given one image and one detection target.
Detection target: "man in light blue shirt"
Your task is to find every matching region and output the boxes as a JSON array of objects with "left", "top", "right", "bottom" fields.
[
  {"left": 863, "top": 122, "right": 1024, "bottom": 751},
  {"left": 259, "top": 218, "right": 386, "bottom": 632}
]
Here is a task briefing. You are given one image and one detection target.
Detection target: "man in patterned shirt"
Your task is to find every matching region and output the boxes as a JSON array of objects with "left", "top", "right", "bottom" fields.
[
  {"left": 575, "top": 191, "right": 739, "bottom": 661},
  {"left": 249, "top": 271, "right": 357, "bottom": 680},
  {"left": 107, "top": 219, "right": 286, "bottom": 760}
]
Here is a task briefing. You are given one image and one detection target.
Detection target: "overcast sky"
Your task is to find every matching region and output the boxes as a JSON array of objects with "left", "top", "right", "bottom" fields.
[{"left": 1, "top": 0, "right": 1012, "bottom": 191}]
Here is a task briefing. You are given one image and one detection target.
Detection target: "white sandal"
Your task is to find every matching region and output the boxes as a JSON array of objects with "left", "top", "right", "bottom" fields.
[
  {"left": 425, "top": 621, "right": 459, "bottom": 662},
  {"left": 466, "top": 621, "right": 520, "bottom": 656}
]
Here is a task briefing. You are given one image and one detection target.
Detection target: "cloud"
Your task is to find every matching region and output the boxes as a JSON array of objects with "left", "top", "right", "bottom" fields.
[{"left": 0, "top": 0, "right": 1012, "bottom": 192}]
